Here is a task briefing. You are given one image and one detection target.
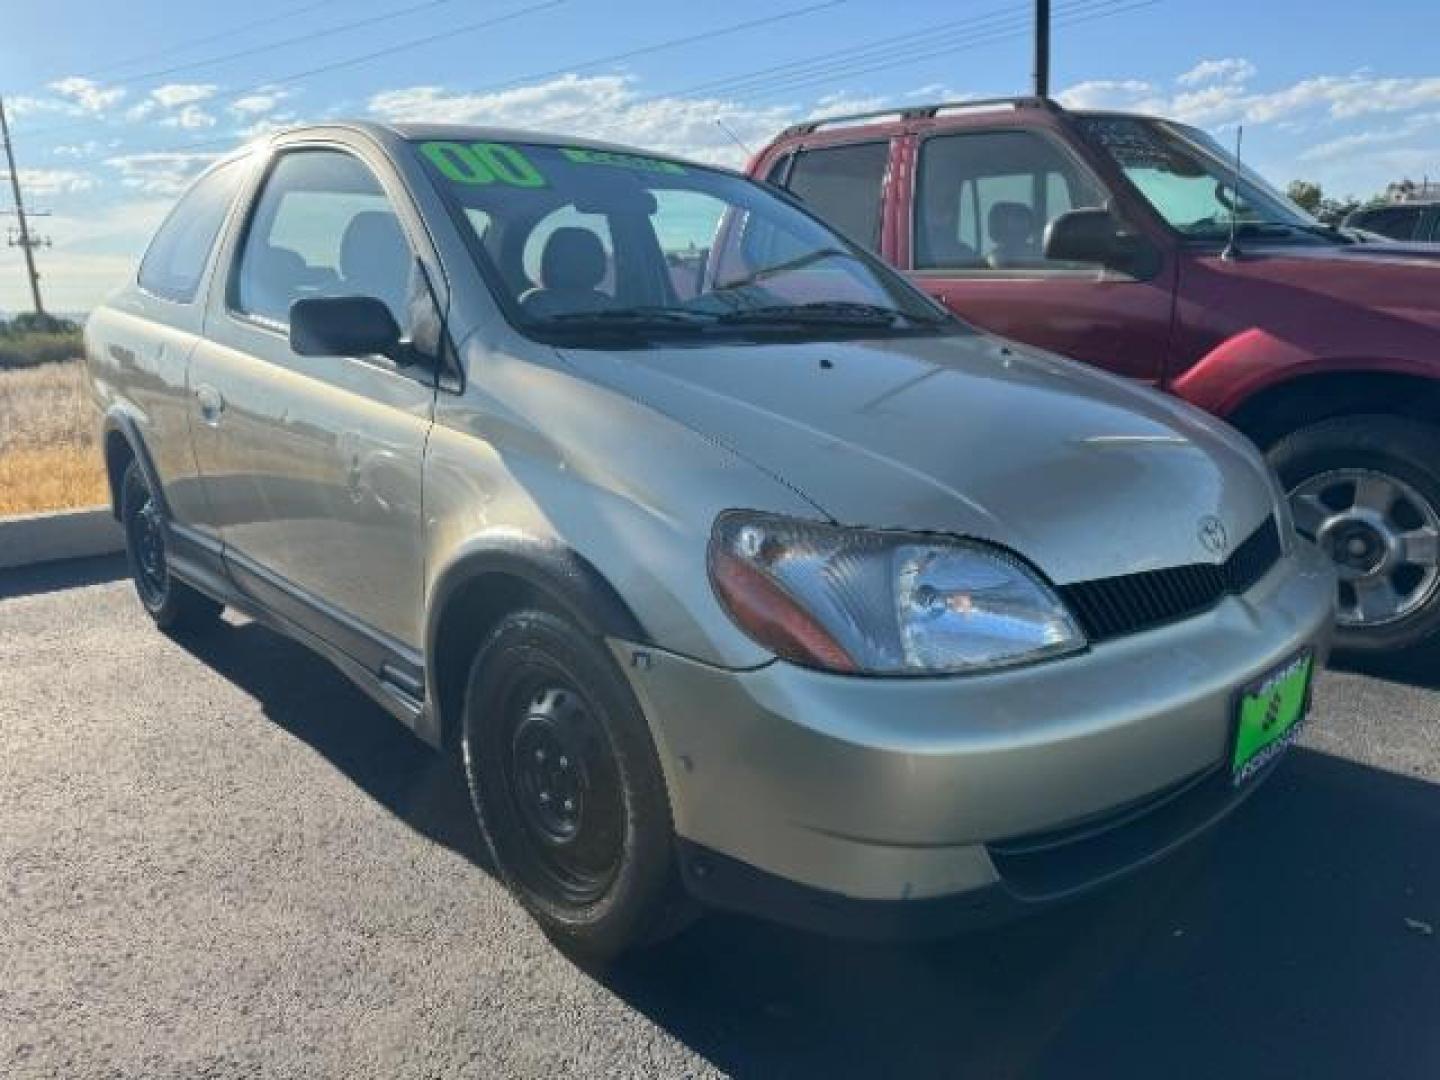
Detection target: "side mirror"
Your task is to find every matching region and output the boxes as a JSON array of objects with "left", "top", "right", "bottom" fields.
[
  {"left": 1043, "top": 208, "right": 1162, "bottom": 279},
  {"left": 289, "top": 296, "right": 403, "bottom": 361},
  {"left": 1043, "top": 208, "right": 1127, "bottom": 263}
]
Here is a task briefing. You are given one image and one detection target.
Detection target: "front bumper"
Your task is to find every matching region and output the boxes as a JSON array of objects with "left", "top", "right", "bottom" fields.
[{"left": 617, "top": 539, "right": 1335, "bottom": 934}]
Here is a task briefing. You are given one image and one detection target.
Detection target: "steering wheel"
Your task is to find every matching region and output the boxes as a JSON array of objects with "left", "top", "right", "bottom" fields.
[{"left": 1214, "top": 182, "right": 1239, "bottom": 213}]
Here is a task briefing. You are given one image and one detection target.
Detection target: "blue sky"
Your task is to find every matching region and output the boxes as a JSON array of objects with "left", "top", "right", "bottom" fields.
[{"left": 2, "top": 0, "right": 1438, "bottom": 311}]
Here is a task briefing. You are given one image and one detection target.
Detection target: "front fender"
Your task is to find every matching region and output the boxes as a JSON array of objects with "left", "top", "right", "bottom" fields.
[{"left": 1170, "top": 327, "right": 1432, "bottom": 417}]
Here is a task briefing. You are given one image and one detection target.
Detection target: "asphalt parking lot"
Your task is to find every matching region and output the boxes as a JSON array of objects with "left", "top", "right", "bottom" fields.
[{"left": 2, "top": 555, "right": 1437, "bottom": 1079}]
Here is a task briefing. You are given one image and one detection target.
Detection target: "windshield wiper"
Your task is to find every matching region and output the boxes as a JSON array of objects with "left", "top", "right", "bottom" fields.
[
  {"left": 715, "top": 301, "right": 940, "bottom": 328},
  {"left": 541, "top": 306, "right": 718, "bottom": 326},
  {"left": 715, "top": 248, "right": 862, "bottom": 291}
]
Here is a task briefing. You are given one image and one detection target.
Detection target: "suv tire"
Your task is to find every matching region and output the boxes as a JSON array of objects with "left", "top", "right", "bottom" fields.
[
  {"left": 1270, "top": 415, "right": 1440, "bottom": 653},
  {"left": 120, "top": 461, "right": 223, "bottom": 633},
  {"left": 460, "top": 609, "right": 692, "bottom": 961}
]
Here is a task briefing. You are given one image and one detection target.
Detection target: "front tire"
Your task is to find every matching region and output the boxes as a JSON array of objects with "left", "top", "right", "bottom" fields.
[
  {"left": 120, "top": 461, "right": 222, "bottom": 633},
  {"left": 460, "top": 609, "right": 690, "bottom": 961},
  {"left": 1270, "top": 415, "right": 1440, "bottom": 653}
]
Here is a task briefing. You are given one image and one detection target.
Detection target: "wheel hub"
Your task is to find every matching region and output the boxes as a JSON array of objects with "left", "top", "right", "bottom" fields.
[
  {"left": 1290, "top": 467, "right": 1440, "bottom": 628},
  {"left": 1317, "top": 510, "right": 1394, "bottom": 579},
  {"left": 512, "top": 701, "right": 589, "bottom": 845}
]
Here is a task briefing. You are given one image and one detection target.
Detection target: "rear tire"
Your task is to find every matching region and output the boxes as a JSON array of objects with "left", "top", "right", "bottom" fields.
[
  {"left": 1269, "top": 415, "right": 1440, "bottom": 654},
  {"left": 460, "top": 609, "right": 692, "bottom": 961},
  {"left": 120, "top": 461, "right": 222, "bottom": 633}
]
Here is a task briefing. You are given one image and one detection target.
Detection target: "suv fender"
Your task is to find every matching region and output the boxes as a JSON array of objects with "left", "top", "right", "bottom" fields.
[{"left": 1169, "top": 327, "right": 1432, "bottom": 419}]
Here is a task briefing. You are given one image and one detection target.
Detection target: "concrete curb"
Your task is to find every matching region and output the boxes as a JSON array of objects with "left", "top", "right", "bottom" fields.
[{"left": 0, "top": 507, "right": 123, "bottom": 571}]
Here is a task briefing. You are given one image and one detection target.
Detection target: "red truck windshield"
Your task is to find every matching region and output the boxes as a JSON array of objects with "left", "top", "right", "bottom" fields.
[{"left": 1077, "top": 115, "right": 1335, "bottom": 244}]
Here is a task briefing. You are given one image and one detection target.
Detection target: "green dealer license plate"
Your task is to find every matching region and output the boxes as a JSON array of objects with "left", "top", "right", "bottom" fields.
[{"left": 1232, "top": 651, "right": 1313, "bottom": 786}]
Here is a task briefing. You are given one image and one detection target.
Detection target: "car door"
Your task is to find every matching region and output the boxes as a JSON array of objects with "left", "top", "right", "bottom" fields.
[
  {"left": 898, "top": 127, "right": 1175, "bottom": 384},
  {"left": 190, "top": 140, "right": 440, "bottom": 663}
]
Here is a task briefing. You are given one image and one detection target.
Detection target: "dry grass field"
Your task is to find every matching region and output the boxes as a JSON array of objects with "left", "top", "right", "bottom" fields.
[{"left": 0, "top": 361, "right": 108, "bottom": 516}]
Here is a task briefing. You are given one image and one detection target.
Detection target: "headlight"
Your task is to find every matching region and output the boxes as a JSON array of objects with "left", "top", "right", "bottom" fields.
[{"left": 708, "top": 512, "right": 1086, "bottom": 675}]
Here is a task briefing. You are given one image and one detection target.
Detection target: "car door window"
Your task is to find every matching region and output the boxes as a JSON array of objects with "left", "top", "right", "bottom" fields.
[
  {"left": 138, "top": 159, "right": 245, "bottom": 303},
  {"left": 783, "top": 142, "right": 889, "bottom": 250},
  {"left": 915, "top": 130, "right": 1103, "bottom": 272},
  {"left": 235, "top": 149, "right": 415, "bottom": 328}
]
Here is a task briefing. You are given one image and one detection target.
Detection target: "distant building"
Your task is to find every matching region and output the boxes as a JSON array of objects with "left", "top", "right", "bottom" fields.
[{"left": 1385, "top": 178, "right": 1440, "bottom": 203}]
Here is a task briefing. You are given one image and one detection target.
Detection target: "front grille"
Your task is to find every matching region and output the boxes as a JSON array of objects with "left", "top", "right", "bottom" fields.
[{"left": 1059, "top": 516, "right": 1282, "bottom": 643}]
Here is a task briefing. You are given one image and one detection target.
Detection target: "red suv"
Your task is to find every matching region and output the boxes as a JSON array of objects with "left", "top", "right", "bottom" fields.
[{"left": 750, "top": 97, "right": 1440, "bottom": 653}]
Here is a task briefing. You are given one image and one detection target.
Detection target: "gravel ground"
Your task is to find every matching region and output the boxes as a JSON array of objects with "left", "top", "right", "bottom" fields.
[{"left": 1, "top": 555, "right": 1437, "bottom": 1079}]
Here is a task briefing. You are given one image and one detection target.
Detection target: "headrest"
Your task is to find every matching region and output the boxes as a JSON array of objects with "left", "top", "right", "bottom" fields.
[
  {"left": 988, "top": 201, "right": 1036, "bottom": 247},
  {"left": 339, "top": 211, "right": 408, "bottom": 283},
  {"left": 541, "top": 227, "right": 607, "bottom": 291}
]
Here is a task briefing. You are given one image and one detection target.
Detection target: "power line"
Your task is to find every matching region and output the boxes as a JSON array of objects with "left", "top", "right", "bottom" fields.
[
  {"left": 66, "top": 0, "right": 459, "bottom": 94},
  {"left": 20, "top": 0, "right": 568, "bottom": 147},
  {"left": 49, "top": 0, "right": 848, "bottom": 158},
  {"left": 70, "top": 0, "right": 347, "bottom": 80},
  {"left": 535, "top": 0, "right": 1153, "bottom": 131},
  {"left": 88, "top": 0, "right": 1159, "bottom": 169}
]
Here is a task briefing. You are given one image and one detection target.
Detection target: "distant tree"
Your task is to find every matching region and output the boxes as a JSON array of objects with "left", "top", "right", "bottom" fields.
[
  {"left": 1287, "top": 180, "right": 1324, "bottom": 214},
  {"left": 1316, "top": 195, "right": 1362, "bottom": 226}
]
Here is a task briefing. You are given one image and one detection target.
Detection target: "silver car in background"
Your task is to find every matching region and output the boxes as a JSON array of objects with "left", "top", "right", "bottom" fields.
[{"left": 85, "top": 122, "right": 1335, "bottom": 958}]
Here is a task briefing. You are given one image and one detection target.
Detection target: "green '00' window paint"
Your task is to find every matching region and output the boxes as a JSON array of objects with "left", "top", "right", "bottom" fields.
[{"left": 420, "top": 141, "right": 547, "bottom": 188}]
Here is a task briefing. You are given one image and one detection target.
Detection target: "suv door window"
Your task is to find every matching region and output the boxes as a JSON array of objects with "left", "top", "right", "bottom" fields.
[
  {"left": 915, "top": 130, "right": 1103, "bottom": 272},
  {"left": 784, "top": 142, "right": 889, "bottom": 250},
  {"left": 235, "top": 149, "right": 415, "bottom": 328},
  {"left": 138, "top": 159, "right": 245, "bottom": 303}
]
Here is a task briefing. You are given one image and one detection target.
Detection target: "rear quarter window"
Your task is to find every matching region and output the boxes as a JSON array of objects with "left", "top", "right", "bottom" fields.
[{"left": 137, "top": 159, "right": 246, "bottom": 304}]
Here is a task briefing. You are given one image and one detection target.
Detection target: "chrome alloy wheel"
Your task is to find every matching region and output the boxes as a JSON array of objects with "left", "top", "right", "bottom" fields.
[{"left": 1290, "top": 468, "right": 1440, "bottom": 627}]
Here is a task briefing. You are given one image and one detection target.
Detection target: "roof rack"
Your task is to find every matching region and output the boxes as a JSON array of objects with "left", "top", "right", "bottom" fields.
[{"left": 778, "top": 95, "right": 1061, "bottom": 139}]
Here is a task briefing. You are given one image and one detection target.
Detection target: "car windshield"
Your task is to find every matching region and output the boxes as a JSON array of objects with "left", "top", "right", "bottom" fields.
[
  {"left": 1077, "top": 115, "right": 1339, "bottom": 244},
  {"left": 412, "top": 139, "right": 953, "bottom": 345}
]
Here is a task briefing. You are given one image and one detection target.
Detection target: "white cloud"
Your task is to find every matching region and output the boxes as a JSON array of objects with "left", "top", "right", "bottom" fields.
[
  {"left": 1062, "top": 67, "right": 1440, "bottom": 128},
  {"left": 0, "top": 168, "right": 95, "bottom": 196},
  {"left": 51, "top": 141, "right": 102, "bottom": 159},
  {"left": 1057, "top": 79, "right": 1166, "bottom": 113},
  {"left": 47, "top": 76, "right": 126, "bottom": 114},
  {"left": 159, "top": 105, "right": 217, "bottom": 130},
  {"left": 104, "top": 151, "right": 221, "bottom": 195},
  {"left": 1177, "top": 58, "right": 1256, "bottom": 87},
  {"left": 150, "top": 83, "right": 218, "bottom": 109},
  {"left": 370, "top": 74, "right": 807, "bottom": 167},
  {"left": 230, "top": 91, "right": 287, "bottom": 116}
]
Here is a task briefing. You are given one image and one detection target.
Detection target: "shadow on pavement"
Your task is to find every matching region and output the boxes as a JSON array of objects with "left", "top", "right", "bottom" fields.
[
  {"left": 1332, "top": 648, "right": 1440, "bottom": 692},
  {"left": 0, "top": 552, "right": 128, "bottom": 600},
  {"left": 177, "top": 615, "right": 491, "bottom": 870},
  {"left": 162, "top": 607, "right": 1437, "bottom": 1079}
]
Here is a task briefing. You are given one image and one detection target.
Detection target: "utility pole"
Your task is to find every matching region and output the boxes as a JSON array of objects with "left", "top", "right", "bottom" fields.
[
  {"left": 1033, "top": 0, "right": 1051, "bottom": 99},
  {"left": 0, "top": 94, "right": 50, "bottom": 318}
]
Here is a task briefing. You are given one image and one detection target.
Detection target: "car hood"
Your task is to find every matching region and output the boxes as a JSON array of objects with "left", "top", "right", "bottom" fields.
[
  {"left": 558, "top": 331, "right": 1279, "bottom": 586},
  {"left": 1212, "top": 241, "right": 1440, "bottom": 329}
]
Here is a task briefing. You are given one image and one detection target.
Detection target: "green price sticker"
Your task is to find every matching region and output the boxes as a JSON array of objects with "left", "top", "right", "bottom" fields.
[
  {"left": 420, "top": 141, "right": 547, "bottom": 188},
  {"left": 559, "top": 147, "right": 686, "bottom": 175}
]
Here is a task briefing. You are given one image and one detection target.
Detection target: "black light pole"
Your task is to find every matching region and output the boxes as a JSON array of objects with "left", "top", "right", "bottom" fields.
[{"left": 1033, "top": 0, "right": 1051, "bottom": 98}]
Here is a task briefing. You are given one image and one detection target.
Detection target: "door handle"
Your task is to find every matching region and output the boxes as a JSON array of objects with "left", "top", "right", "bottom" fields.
[{"left": 196, "top": 384, "right": 225, "bottom": 424}]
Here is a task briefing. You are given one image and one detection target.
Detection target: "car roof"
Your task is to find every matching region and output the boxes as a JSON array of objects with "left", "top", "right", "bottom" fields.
[
  {"left": 254, "top": 119, "right": 714, "bottom": 171},
  {"left": 763, "top": 96, "right": 1180, "bottom": 150}
]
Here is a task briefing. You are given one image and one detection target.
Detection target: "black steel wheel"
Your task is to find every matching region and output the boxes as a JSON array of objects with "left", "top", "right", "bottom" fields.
[
  {"left": 461, "top": 609, "right": 691, "bottom": 960},
  {"left": 120, "top": 461, "right": 222, "bottom": 632}
]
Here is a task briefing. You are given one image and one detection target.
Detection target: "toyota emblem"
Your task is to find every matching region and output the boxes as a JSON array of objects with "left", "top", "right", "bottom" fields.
[{"left": 1198, "top": 516, "right": 1229, "bottom": 557}]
